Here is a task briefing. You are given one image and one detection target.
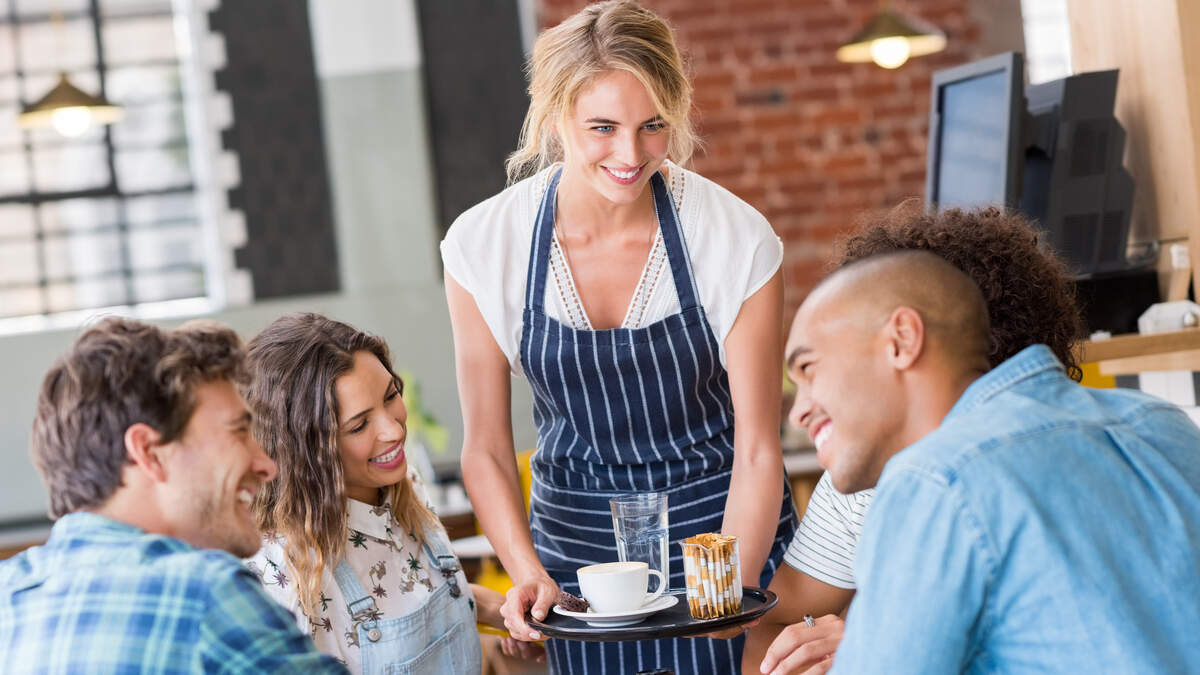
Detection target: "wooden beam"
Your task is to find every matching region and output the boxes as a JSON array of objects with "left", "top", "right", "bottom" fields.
[
  {"left": 1080, "top": 328, "right": 1200, "bottom": 363},
  {"left": 1098, "top": 348, "right": 1200, "bottom": 375},
  {"left": 1067, "top": 0, "right": 1200, "bottom": 297}
]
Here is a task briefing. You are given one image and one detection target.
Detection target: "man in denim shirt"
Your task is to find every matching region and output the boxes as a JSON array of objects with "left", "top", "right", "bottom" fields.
[
  {"left": 0, "top": 318, "right": 346, "bottom": 673},
  {"left": 777, "top": 251, "right": 1200, "bottom": 674}
]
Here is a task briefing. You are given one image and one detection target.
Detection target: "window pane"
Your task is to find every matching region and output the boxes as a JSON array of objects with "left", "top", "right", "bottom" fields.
[
  {"left": 0, "top": 76, "right": 18, "bottom": 104},
  {"left": 125, "top": 191, "right": 195, "bottom": 225},
  {"left": 99, "top": 0, "right": 174, "bottom": 18},
  {"left": 46, "top": 275, "right": 127, "bottom": 313},
  {"left": 102, "top": 16, "right": 177, "bottom": 65},
  {"left": 39, "top": 196, "right": 120, "bottom": 233},
  {"left": 0, "top": 151, "right": 30, "bottom": 196},
  {"left": 0, "top": 240, "right": 39, "bottom": 284},
  {"left": 132, "top": 267, "right": 203, "bottom": 304},
  {"left": 129, "top": 222, "right": 200, "bottom": 270},
  {"left": 106, "top": 64, "right": 179, "bottom": 104},
  {"left": 32, "top": 143, "right": 109, "bottom": 192},
  {"left": 18, "top": 17, "right": 96, "bottom": 73},
  {"left": 0, "top": 204, "right": 36, "bottom": 239},
  {"left": 115, "top": 146, "right": 190, "bottom": 191},
  {"left": 13, "top": 0, "right": 91, "bottom": 18},
  {"left": 112, "top": 99, "right": 186, "bottom": 146},
  {"left": 0, "top": 286, "right": 44, "bottom": 318},
  {"left": 43, "top": 230, "right": 123, "bottom": 279},
  {"left": 0, "top": 26, "right": 14, "bottom": 74},
  {"left": 0, "top": 106, "right": 24, "bottom": 149}
]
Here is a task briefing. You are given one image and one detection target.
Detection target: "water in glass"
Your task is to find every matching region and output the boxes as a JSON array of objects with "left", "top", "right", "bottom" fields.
[{"left": 610, "top": 493, "right": 669, "bottom": 583}]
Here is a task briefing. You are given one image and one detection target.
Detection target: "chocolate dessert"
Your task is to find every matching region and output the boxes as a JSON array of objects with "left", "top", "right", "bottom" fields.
[{"left": 557, "top": 590, "right": 589, "bottom": 612}]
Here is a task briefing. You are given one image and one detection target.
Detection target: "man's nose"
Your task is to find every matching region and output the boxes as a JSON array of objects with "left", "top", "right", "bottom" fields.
[{"left": 788, "top": 386, "right": 813, "bottom": 431}]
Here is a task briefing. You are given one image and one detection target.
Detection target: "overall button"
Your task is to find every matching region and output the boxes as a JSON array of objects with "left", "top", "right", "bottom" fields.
[{"left": 367, "top": 627, "right": 382, "bottom": 642}]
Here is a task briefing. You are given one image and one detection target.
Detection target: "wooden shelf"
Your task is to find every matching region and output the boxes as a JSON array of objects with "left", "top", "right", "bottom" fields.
[
  {"left": 1082, "top": 328, "right": 1200, "bottom": 375},
  {"left": 1081, "top": 328, "right": 1200, "bottom": 362}
]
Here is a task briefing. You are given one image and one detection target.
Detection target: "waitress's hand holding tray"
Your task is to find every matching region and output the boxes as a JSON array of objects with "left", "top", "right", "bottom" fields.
[{"left": 528, "top": 534, "right": 778, "bottom": 642}]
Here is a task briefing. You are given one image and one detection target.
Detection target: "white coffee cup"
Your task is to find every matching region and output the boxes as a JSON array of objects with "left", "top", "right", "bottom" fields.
[{"left": 576, "top": 561, "right": 666, "bottom": 613}]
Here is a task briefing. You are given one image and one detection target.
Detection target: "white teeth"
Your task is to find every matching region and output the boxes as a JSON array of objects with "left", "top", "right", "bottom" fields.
[
  {"left": 607, "top": 167, "right": 638, "bottom": 179},
  {"left": 814, "top": 425, "right": 832, "bottom": 451},
  {"left": 370, "top": 445, "right": 402, "bottom": 464},
  {"left": 236, "top": 489, "right": 254, "bottom": 506}
]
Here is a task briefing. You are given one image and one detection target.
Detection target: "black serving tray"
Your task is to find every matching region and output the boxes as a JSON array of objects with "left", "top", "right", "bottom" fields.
[{"left": 528, "top": 586, "right": 777, "bottom": 642}]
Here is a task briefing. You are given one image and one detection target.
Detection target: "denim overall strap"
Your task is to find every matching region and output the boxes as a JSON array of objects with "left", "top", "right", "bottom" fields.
[
  {"left": 331, "top": 557, "right": 383, "bottom": 649},
  {"left": 420, "top": 529, "right": 462, "bottom": 599}
]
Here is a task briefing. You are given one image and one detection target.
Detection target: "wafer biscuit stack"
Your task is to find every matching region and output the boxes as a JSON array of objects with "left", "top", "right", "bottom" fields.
[{"left": 682, "top": 533, "right": 743, "bottom": 619}]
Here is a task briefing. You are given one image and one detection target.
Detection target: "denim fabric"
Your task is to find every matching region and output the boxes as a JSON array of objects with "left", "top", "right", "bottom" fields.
[
  {"left": 0, "top": 513, "right": 346, "bottom": 674},
  {"left": 833, "top": 345, "right": 1200, "bottom": 674}
]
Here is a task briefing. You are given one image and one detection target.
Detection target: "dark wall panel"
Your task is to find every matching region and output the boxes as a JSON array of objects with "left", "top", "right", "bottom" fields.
[
  {"left": 210, "top": 1, "right": 339, "bottom": 298},
  {"left": 416, "top": 0, "right": 529, "bottom": 231}
]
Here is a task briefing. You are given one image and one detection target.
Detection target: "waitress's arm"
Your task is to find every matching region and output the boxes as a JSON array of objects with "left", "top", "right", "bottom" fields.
[
  {"left": 721, "top": 269, "right": 786, "bottom": 586},
  {"left": 444, "top": 272, "right": 558, "bottom": 640}
]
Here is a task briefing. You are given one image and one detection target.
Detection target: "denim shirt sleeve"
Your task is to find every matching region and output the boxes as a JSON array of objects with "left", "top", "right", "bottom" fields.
[
  {"left": 831, "top": 466, "right": 995, "bottom": 674},
  {"left": 198, "top": 565, "right": 350, "bottom": 673}
]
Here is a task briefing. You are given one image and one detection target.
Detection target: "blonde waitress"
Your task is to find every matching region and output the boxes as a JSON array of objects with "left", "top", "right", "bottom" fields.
[{"left": 441, "top": 2, "right": 798, "bottom": 671}]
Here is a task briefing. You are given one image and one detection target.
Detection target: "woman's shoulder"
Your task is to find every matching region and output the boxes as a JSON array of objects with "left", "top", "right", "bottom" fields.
[{"left": 672, "top": 163, "right": 775, "bottom": 247}]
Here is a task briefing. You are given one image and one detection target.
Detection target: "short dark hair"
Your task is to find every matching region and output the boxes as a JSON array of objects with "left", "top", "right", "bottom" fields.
[
  {"left": 31, "top": 317, "right": 246, "bottom": 519},
  {"left": 835, "top": 203, "right": 1085, "bottom": 380}
]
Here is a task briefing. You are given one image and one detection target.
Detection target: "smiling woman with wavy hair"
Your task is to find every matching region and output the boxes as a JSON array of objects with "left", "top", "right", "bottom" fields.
[{"left": 241, "top": 313, "right": 504, "bottom": 674}]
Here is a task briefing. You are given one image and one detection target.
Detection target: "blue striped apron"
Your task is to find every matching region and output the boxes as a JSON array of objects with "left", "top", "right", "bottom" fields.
[{"left": 520, "top": 169, "right": 798, "bottom": 674}]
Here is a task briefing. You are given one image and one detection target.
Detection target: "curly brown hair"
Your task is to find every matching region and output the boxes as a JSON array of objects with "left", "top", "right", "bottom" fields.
[{"left": 835, "top": 202, "right": 1084, "bottom": 381}]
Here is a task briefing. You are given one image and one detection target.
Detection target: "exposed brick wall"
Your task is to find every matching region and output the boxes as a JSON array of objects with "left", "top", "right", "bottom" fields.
[{"left": 537, "top": 0, "right": 1008, "bottom": 321}]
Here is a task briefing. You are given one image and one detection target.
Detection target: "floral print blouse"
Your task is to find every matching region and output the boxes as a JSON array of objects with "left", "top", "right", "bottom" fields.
[{"left": 245, "top": 470, "right": 474, "bottom": 671}]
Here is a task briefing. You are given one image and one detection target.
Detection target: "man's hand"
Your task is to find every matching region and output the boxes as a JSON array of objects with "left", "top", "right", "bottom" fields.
[
  {"left": 500, "top": 575, "right": 560, "bottom": 641},
  {"left": 759, "top": 614, "right": 843, "bottom": 675},
  {"left": 500, "top": 636, "right": 547, "bottom": 663}
]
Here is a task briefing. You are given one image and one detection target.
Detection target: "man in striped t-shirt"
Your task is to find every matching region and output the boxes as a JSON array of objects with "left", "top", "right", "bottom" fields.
[{"left": 744, "top": 206, "right": 1085, "bottom": 674}]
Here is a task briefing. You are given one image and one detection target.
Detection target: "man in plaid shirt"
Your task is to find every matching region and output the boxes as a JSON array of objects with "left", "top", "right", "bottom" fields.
[{"left": 0, "top": 318, "right": 346, "bottom": 673}]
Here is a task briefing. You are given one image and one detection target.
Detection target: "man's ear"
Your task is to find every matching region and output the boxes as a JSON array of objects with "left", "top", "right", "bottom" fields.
[
  {"left": 124, "top": 423, "right": 169, "bottom": 484},
  {"left": 885, "top": 306, "right": 925, "bottom": 370}
]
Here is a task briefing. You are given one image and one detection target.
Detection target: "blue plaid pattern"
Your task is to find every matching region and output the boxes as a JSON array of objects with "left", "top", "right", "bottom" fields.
[{"left": 0, "top": 513, "right": 347, "bottom": 674}]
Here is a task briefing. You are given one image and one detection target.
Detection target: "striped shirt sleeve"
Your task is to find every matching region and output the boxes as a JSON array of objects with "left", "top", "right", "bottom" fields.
[{"left": 783, "top": 472, "right": 875, "bottom": 589}]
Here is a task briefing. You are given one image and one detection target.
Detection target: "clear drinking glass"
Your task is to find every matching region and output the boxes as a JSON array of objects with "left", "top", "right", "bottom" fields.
[{"left": 610, "top": 492, "right": 670, "bottom": 583}]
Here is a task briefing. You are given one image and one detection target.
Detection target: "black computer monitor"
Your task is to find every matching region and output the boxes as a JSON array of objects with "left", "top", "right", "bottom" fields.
[
  {"left": 925, "top": 52, "right": 1026, "bottom": 210},
  {"left": 1020, "top": 70, "right": 1134, "bottom": 276}
]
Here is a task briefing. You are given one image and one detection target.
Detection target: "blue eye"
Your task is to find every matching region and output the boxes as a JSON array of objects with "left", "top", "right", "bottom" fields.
[
  {"left": 592, "top": 125, "right": 614, "bottom": 133},
  {"left": 643, "top": 122, "right": 666, "bottom": 133}
]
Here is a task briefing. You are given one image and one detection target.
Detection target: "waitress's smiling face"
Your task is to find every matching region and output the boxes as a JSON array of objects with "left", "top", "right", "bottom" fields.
[
  {"left": 335, "top": 350, "right": 408, "bottom": 504},
  {"left": 560, "top": 68, "right": 670, "bottom": 205}
]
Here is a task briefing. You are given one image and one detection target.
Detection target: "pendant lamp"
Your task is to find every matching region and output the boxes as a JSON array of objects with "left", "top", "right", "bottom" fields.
[
  {"left": 836, "top": 6, "right": 947, "bottom": 70},
  {"left": 19, "top": 71, "right": 123, "bottom": 137}
]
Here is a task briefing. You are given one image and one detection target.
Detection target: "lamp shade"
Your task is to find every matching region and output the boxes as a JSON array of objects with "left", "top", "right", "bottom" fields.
[
  {"left": 18, "top": 72, "right": 123, "bottom": 136},
  {"left": 836, "top": 9, "right": 947, "bottom": 69}
]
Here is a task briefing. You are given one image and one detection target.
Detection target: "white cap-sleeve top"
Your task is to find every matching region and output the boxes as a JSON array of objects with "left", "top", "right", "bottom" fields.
[{"left": 440, "top": 161, "right": 783, "bottom": 375}]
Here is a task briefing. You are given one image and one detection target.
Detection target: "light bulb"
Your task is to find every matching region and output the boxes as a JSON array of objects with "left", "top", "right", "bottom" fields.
[
  {"left": 870, "top": 37, "right": 911, "bottom": 69},
  {"left": 50, "top": 106, "right": 92, "bottom": 137}
]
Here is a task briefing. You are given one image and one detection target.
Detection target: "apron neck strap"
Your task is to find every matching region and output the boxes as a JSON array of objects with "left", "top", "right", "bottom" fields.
[{"left": 523, "top": 168, "right": 700, "bottom": 314}]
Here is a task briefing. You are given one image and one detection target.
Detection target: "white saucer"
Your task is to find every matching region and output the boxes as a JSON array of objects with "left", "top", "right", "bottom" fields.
[{"left": 552, "top": 594, "right": 679, "bottom": 627}]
